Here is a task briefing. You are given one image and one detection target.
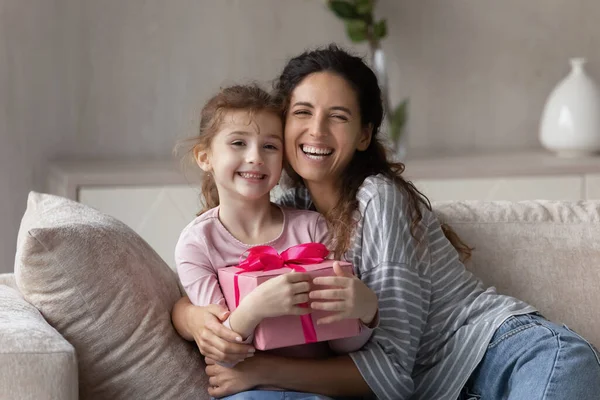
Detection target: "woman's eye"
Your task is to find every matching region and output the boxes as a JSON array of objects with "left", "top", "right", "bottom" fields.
[
  {"left": 231, "top": 140, "right": 245, "bottom": 147},
  {"left": 332, "top": 114, "right": 348, "bottom": 121},
  {"left": 264, "top": 144, "right": 279, "bottom": 150},
  {"left": 294, "top": 110, "right": 311, "bottom": 116}
]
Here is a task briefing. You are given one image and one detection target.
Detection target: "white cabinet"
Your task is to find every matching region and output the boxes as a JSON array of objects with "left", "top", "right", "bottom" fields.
[
  {"left": 79, "top": 186, "right": 200, "bottom": 268},
  {"left": 47, "top": 152, "right": 600, "bottom": 266},
  {"left": 585, "top": 174, "right": 600, "bottom": 199},
  {"left": 412, "top": 175, "right": 584, "bottom": 202}
]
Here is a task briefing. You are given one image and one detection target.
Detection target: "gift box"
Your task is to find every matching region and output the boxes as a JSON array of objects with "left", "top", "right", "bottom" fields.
[{"left": 217, "top": 244, "right": 361, "bottom": 350}]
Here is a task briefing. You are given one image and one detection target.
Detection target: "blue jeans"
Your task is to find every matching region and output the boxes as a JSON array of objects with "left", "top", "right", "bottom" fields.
[
  {"left": 218, "top": 391, "right": 334, "bottom": 400},
  {"left": 459, "top": 313, "right": 600, "bottom": 399}
]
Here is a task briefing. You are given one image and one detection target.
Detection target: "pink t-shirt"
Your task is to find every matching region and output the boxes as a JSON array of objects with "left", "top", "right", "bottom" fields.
[{"left": 175, "top": 205, "right": 373, "bottom": 360}]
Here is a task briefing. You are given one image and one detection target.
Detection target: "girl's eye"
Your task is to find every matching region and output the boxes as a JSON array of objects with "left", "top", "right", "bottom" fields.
[
  {"left": 294, "top": 110, "right": 311, "bottom": 116},
  {"left": 264, "top": 144, "right": 279, "bottom": 150},
  {"left": 332, "top": 114, "right": 348, "bottom": 121},
  {"left": 231, "top": 140, "right": 245, "bottom": 147}
]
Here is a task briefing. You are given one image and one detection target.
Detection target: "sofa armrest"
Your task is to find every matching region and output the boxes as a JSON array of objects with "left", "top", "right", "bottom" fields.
[{"left": 0, "top": 284, "right": 78, "bottom": 400}]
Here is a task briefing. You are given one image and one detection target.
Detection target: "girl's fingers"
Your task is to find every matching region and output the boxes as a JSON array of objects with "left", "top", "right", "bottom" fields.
[
  {"left": 291, "top": 281, "right": 311, "bottom": 294},
  {"left": 310, "top": 300, "right": 346, "bottom": 312},
  {"left": 312, "top": 276, "right": 350, "bottom": 287},
  {"left": 292, "top": 293, "right": 310, "bottom": 304},
  {"left": 309, "top": 288, "right": 346, "bottom": 300},
  {"left": 286, "top": 272, "right": 312, "bottom": 283},
  {"left": 289, "top": 305, "right": 313, "bottom": 316}
]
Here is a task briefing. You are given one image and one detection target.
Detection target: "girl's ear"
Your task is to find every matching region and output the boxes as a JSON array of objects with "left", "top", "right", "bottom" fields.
[
  {"left": 357, "top": 123, "right": 373, "bottom": 151},
  {"left": 193, "top": 146, "right": 212, "bottom": 172}
]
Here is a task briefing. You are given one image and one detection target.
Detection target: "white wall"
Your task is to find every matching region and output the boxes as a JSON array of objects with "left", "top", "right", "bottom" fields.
[
  {"left": 0, "top": 0, "right": 354, "bottom": 273},
  {"left": 4, "top": 0, "right": 600, "bottom": 273}
]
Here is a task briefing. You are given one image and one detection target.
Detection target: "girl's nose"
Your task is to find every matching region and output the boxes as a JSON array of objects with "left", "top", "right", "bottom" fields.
[{"left": 245, "top": 146, "right": 264, "bottom": 165}]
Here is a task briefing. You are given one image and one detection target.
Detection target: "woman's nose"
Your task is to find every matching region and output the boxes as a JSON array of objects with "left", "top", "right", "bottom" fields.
[{"left": 309, "top": 117, "right": 329, "bottom": 138}]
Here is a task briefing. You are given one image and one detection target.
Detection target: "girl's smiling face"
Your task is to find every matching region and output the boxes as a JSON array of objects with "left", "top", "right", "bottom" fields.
[{"left": 195, "top": 109, "right": 283, "bottom": 202}]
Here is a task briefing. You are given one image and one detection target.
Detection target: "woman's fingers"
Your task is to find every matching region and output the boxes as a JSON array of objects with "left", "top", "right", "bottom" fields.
[
  {"left": 316, "top": 313, "right": 345, "bottom": 325},
  {"left": 310, "top": 300, "right": 346, "bottom": 312},
  {"left": 309, "top": 288, "right": 346, "bottom": 300},
  {"left": 312, "top": 276, "right": 350, "bottom": 287},
  {"left": 199, "top": 330, "right": 254, "bottom": 359},
  {"left": 204, "top": 318, "right": 243, "bottom": 343}
]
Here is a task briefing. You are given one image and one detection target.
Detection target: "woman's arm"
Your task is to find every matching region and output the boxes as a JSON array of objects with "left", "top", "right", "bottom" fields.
[
  {"left": 171, "top": 296, "right": 255, "bottom": 364},
  {"left": 205, "top": 353, "right": 373, "bottom": 398}
]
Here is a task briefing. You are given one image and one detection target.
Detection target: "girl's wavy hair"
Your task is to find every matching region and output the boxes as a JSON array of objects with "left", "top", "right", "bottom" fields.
[
  {"left": 174, "top": 84, "right": 282, "bottom": 215},
  {"left": 274, "top": 44, "right": 472, "bottom": 262}
]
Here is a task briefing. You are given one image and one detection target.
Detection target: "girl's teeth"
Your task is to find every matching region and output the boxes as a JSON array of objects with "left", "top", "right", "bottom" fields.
[{"left": 239, "top": 172, "right": 264, "bottom": 179}]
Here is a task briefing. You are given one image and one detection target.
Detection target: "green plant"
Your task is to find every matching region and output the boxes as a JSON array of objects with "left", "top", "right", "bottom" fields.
[{"left": 327, "top": 0, "right": 408, "bottom": 147}]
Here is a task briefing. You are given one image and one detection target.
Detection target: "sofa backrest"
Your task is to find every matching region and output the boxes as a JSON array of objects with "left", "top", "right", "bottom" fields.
[{"left": 435, "top": 200, "right": 600, "bottom": 348}]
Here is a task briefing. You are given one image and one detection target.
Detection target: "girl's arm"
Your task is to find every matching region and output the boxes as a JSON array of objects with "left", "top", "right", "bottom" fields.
[{"left": 174, "top": 229, "right": 256, "bottom": 364}]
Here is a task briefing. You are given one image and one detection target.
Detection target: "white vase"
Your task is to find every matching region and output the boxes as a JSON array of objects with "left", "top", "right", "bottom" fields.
[{"left": 540, "top": 58, "right": 600, "bottom": 157}]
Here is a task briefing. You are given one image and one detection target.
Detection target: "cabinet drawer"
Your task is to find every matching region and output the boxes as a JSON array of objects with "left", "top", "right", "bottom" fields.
[
  {"left": 584, "top": 174, "right": 600, "bottom": 199},
  {"left": 412, "top": 176, "right": 583, "bottom": 202}
]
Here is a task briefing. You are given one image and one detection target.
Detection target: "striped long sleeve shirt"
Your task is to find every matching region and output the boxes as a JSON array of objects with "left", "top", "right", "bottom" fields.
[{"left": 278, "top": 174, "right": 536, "bottom": 400}]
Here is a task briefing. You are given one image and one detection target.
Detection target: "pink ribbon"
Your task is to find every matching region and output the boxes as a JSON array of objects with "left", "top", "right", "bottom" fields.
[{"left": 233, "top": 243, "right": 330, "bottom": 344}]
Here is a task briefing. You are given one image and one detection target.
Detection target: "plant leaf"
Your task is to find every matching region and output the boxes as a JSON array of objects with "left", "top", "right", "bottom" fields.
[
  {"left": 328, "top": 1, "right": 359, "bottom": 19},
  {"left": 354, "top": 0, "right": 373, "bottom": 16},
  {"left": 345, "top": 19, "right": 368, "bottom": 42},
  {"left": 389, "top": 99, "right": 409, "bottom": 143},
  {"left": 374, "top": 19, "right": 387, "bottom": 40}
]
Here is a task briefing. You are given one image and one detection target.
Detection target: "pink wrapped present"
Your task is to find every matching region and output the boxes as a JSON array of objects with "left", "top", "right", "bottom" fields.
[{"left": 217, "top": 243, "right": 360, "bottom": 350}]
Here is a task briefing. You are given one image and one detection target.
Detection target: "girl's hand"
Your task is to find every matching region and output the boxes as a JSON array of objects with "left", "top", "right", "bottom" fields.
[
  {"left": 309, "top": 261, "right": 378, "bottom": 325},
  {"left": 188, "top": 304, "right": 255, "bottom": 364},
  {"left": 245, "top": 272, "right": 313, "bottom": 320}
]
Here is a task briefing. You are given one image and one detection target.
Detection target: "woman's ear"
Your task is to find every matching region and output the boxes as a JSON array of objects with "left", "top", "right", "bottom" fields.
[
  {"left": 357, "top": 123, "right": 374, "bottom": 151},
  {"left": 193, "top": 146, "right": 212, "bottom": 172}
]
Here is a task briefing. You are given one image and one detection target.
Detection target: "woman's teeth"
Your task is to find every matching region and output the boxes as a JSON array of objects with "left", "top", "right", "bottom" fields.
[
  {"left": 238, "top": 172, "right": 265, "bottom": 179},
  {"left": 301, "top": 145, "right": 333, "bottom": 159}
]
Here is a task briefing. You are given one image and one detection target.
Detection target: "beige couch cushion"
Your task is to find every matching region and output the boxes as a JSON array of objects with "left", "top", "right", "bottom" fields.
[
  {"left": 435, "top": 200, "right": 600, "bottom": 348},
  {"left": 0, "top": 284, "right": 78, "bottom": 400},
  {"left": 14, "top": 192, "right": 209, "bottom": 400},
  {"left": 0, "top": 272, "right": 16, "bottom": 290}
]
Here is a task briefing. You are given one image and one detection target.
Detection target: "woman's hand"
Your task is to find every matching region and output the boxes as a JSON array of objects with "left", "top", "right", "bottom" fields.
[
  {"left": 309, "top": 261, "right": 378, "bottom": 325},
  {"left": 205, "top": 356, "right": 260, "bottom": 398},
  {"left": 187, "top": 303, "right": 255, "bottom": 364}
]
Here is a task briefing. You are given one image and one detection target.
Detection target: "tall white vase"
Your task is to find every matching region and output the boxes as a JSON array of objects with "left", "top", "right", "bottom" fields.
[{"left": 540, "top": 58, "right": 600, "bottom": 157}]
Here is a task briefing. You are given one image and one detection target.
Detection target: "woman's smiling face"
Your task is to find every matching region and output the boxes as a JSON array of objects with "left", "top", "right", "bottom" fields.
[{"left": 284, "top": 71, "right": 372, "bottom": 189}]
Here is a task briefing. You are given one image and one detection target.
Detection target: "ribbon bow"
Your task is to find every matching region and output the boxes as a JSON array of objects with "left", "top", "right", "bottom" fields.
[
  {"left": 233, "top": 243, "right": 330, "bottom": 345},
  {"left": 237, "top": 243, "right": 330, "bottom": 273}
]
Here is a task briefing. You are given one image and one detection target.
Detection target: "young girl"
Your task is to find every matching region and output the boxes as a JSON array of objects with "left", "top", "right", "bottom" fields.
[{"left": 174, "top": 85, "right": 378, "bottom": 379}]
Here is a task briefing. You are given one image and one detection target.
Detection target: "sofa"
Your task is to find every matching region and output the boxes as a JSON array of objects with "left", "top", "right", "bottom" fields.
[{"left": 1, "top": 193, "right": 599, "bottom": 399}]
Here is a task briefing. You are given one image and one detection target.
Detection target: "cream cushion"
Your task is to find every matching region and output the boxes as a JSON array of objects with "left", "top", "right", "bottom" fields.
[
  {"left": 434, "top": 200, "right": 600, "bottom": 348},
  {"left": 14, "top": 192, "right": 209, "bottom": 400},
  {"left": 0, "top": 284, "right": 77, "bottom": 399}
]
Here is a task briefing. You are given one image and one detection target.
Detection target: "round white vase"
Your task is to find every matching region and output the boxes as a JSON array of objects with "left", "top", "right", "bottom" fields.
[{"left": 540, "top": 58, "right": 600, "bottom": 157}]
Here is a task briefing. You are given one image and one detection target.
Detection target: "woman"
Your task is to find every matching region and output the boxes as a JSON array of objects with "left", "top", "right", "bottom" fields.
[{"left": 172, "top": 45, "right": 600, "bottom": 400}]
